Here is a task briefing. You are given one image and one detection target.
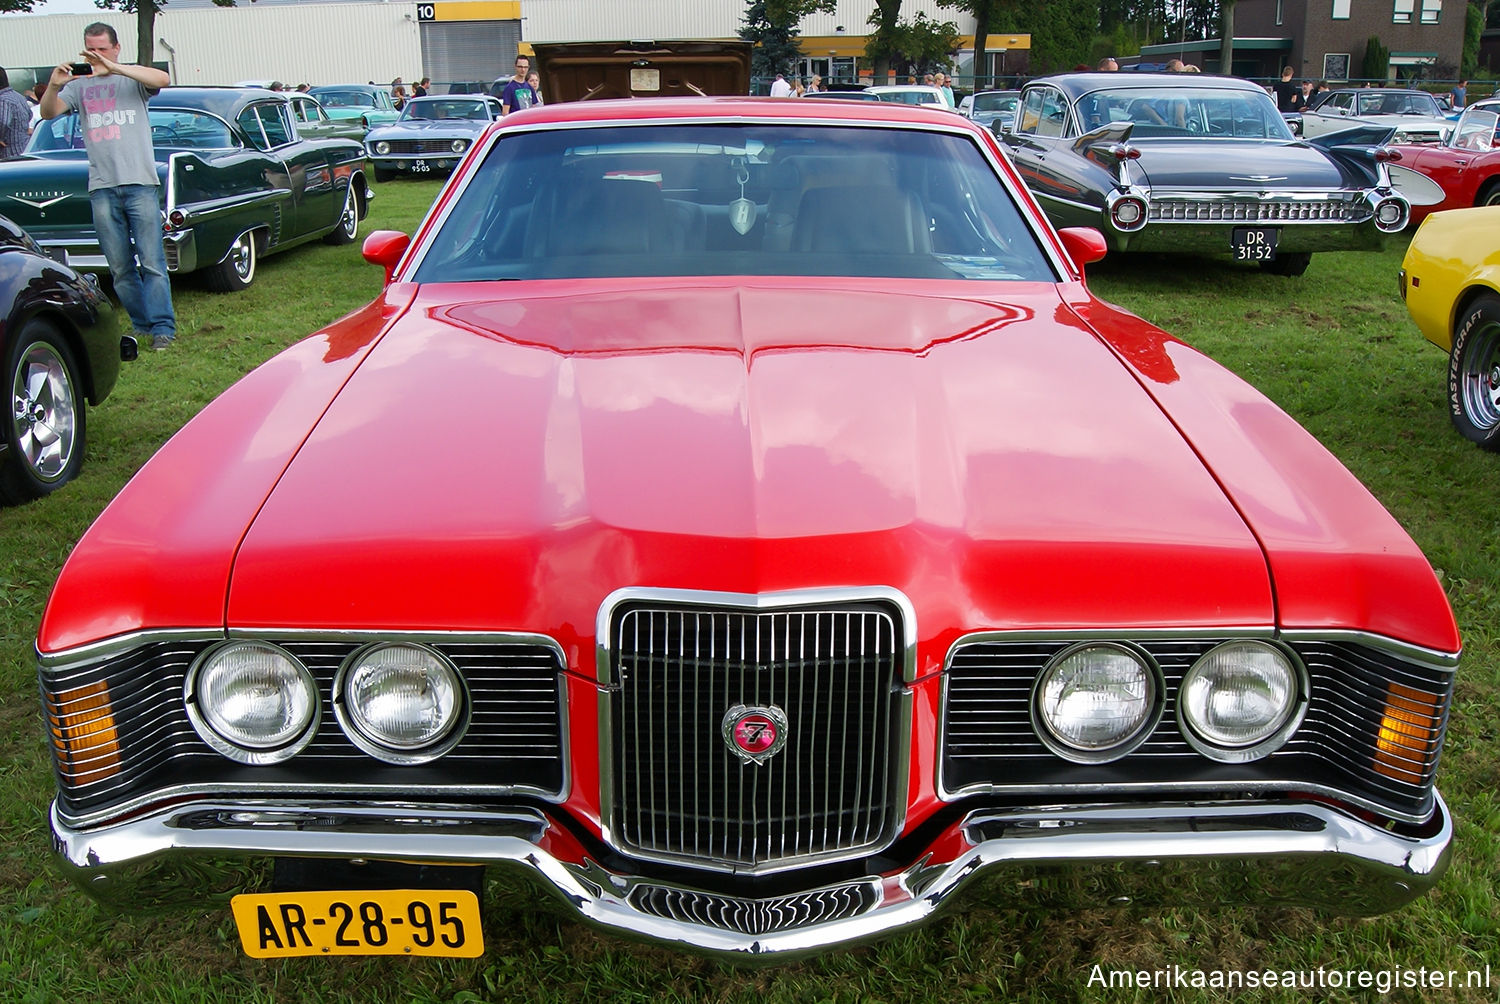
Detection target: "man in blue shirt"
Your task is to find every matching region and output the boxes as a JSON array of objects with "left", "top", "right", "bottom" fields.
[{"left": 495, "top": 56, "right": 536, "bottom": 115}]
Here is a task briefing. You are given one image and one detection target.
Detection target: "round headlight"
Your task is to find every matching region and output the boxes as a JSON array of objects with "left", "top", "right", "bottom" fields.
[
  {"left": 450, "top": 139, "right": 468, "bottom": 153},
  {"left": 335, "top": 643, "right": 467, "bottom": 763},
  {"left": 1033, "top": 642, "right": 1159, "bottom": 762},
  {"left": 1179, "top": 640, "right": 1303, "bottom": 760},
  {"left": 186, "top": 641, "right": 319, "bottom": 764},
  {"left": 373, "top": 140, "right": 390, "bottom": 155}
]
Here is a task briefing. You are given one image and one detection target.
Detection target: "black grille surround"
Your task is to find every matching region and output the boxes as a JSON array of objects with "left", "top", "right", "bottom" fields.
[
  {"left": 377, "top": 139, "right": 467, "bottom": 156},
  {"left": 941, "top": 633, "right": 1455, "bottom": 823},
  {"left": 601, "top": 590, "right": 913, "bottom": 874},
  {"left": 40, "top": 633, "right": 567, "bottom": 825}
]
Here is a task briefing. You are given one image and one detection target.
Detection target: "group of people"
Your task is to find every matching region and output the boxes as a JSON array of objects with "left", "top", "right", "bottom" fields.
[
  {"left": 1272, "top": 66, "right": 1333, "bottom": 111},
  {"left": 769, "top": 73, "right": 825, "bottom": 98},
  {"left": 389, "top": 76, "right": 432, "bottom": 108},
  {"left": 489, "top": 56, "right": 544, "bottom": 114}
]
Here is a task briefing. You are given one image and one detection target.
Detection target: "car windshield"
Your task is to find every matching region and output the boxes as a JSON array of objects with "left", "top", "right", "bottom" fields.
[
  {"left": 401, "top": 99, "right": 489, "bottom": 121},
  {"left": 414, "top": 123, "right": 1054, "bottom": 283},
  {"left": 973, "top": 93, "right": 1018, "bottom": 113},
  {"left": 1357, "top": 91, "right": 1441, "bottom": 116},
  {"left": 315, "top": 89, "right": 377, "bottom": 108},
  {"left": 1451, "top": 107, "right": 1499, "bottom": 151},
  {"left": 1072, "top": 86, "right": 1293, "bottom": 139},
  {"left": 27, "top": 109, "right": 236, "bottom": 153},
  {"left": 875, "top": 89, "right": 942, "bottom": 106}
]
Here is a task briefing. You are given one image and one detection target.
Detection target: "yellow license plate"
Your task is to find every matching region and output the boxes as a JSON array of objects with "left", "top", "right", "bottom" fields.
[{"left": 231, "top": 888, "right": 483, "bottom": 958}]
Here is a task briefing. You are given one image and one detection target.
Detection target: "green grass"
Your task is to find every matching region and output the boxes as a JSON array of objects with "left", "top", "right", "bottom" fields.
[{"left": 4, "top": 186, "right": 1500, "bottom": 1001}]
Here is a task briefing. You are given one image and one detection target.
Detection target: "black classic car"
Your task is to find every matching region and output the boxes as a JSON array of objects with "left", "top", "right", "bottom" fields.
[
  {"left": 3, "top": 88, "right": 371, "bottom": 292},
  {"left": 1, "top": 214, "right": 128, "bottom": 504},
  {"left": 997, "top": 73, "right": 1411, "bottom": 276}
]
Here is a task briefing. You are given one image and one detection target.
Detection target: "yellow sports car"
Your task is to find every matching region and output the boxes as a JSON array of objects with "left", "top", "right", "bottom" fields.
[{"left": 1401, "top": 206, "right": 1500, "bottom": 448}]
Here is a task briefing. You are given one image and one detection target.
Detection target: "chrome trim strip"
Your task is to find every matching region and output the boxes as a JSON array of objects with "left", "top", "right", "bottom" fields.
[
  {"left": 595, "top": 586, "right": 916, "bottom": 875},
  {"left": 51, "top": 794, "right": 1452, "bottom": 958},
  {"left": 399, "top": 113, "right": 1076, "bottom": 284}
]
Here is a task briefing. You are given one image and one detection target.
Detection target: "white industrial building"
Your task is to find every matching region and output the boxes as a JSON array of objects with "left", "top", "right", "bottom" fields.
[{"left": 0, "top": 0, "right": 1027, "bottom": 92}]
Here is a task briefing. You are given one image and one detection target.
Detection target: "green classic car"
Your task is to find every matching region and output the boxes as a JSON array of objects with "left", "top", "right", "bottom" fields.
[
  {"left": 307, "top": 84, "right": 401, "bottom": 136},
  {"left": 3, "top": 87, "right": 372, "bottom": 292},
  {"left": 287, "top": 92, "right": 368, "bottom": 143}
]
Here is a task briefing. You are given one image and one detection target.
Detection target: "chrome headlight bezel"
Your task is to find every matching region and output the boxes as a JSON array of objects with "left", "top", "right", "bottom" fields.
[
  {"left": 184, "top": 640, "right": 320, "bottom": 765},
  {"left": 332, "top": 642, "right": 470, "bottom": 764},
  {"left": 1177, "top": 640, "right": 1308, "bottom": 763},
  {"left": 450, "top": 138, "right": 468, "bottom": 154},
  {"left": 372, "top": 140, "right": 391, "bottom": 155},
  {"left": 1030, "top": 641, "right": 1163, "bottom": 763}
]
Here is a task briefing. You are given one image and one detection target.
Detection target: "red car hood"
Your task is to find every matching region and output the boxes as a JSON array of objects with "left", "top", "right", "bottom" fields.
[{"left": 225, "top": 278, "right": 1274, "bottom": 647}]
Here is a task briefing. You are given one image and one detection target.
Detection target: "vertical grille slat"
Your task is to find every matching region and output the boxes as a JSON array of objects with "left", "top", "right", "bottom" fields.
[{"left": 609, "top": 598, "right": 904, "bottom": 871}]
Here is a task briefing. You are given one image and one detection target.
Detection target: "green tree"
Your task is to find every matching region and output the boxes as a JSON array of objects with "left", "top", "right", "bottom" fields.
[
  {"left": 1025, "top": 0, "right": 1096, "bottom": 72},
  {"left": 938, "top": 0, "right": 1003, "bottom": 87},
  {"left": 0, "top": 0, "right": 41, "bottom": 10},
  {"left": 1362, "top": 35, "right": 1389, "bottom": 81},
  {"left": 866, "top": 9, "right": 963, "bottom": 80},
  {"left": 739, "top": 0, "right": 838, "bottom": 81},
  {"left": 1219, "top": 0, "right": 1236, "bottom": 76},
  {"left": 1461, "top": 0, "right": 1484, "bottom": 79}
]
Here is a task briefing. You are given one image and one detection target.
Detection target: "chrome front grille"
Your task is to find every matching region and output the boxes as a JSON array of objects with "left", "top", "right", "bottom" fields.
[
  {"left": 382, "top": 139, "right": 462, "bottom": 155},
  {"left": 41, "top": 635, "right": 567, "bottom": 821},
  {"left": 606, "top": 597, "right": 906, "bottom": 871},
  {"left": 1148, "top": 197, "right": 1363, "bottom": 223},
  {"left": 627, "top": 881, "right": 878, "bottom": 935},
  {"left": 942, "top": 636, "right": 1453, "bottom": 821}
]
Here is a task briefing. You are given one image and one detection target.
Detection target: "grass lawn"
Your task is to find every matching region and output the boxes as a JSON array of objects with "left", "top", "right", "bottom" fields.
[{"left": 2, "top": 179, "right": 1497, "bottom": 1002}]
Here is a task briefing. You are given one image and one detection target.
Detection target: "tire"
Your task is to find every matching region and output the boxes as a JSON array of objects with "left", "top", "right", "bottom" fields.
[
  {"left": 1260, "top": 252, "right": 1312, "bottom": 277},
  {"left": 1448, "top": 293, "right": 1500, "bottom": 450},
  {"left": 1477, "top": 179, "right": 1500, "bottom": 208},
  {"left": 2, "top": 319, "right": 86, "bottom": 505},
  {"left": 373, "top": 165, "right": 396, "bottom": 183},
  {"left": 203, "top": 231, "right": 258, "bottom": 292},
  {"left": 323, "top": 183, "right": 360, "bottom": 245}
]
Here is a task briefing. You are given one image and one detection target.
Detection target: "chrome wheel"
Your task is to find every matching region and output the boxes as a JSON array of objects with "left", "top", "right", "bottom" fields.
[
  {"left": 1450, "top": 294, "right": 1500, "bottom": 450},
  {"left": 229, "top": 233, "right": 255, "bottom": 282},
  {"left": 10, "top": 340, "right": 76, "bottom": 484},
  {"left": 324, "top": 185, "right": 360, "bottom": 245},
  {"left": 204, "top": 231, "right": 258, "bottom": 292}
]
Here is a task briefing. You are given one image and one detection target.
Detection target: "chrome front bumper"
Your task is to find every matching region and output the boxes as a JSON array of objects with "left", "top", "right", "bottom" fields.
[{"left": 51, "top": 795, "right": 1452, "bottom": 959}]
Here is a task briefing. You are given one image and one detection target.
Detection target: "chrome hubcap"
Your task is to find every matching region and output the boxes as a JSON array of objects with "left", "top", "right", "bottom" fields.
[
  {"left": 10, "top": 343, "right": 76, "bottom": 482},
  {"left": 341, "top": 191, "right": 358, "bottom": 235},
  {"left": 1461, "top": 322, "right": 1500, "bottom": 429},
  {"left": 232, "top": 237, "right": 253, "bottom": 279}
]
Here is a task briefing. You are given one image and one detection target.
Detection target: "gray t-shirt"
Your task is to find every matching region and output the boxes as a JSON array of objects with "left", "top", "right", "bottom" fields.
[{"left": 58, "top": 74, "right": 159, "bottom": 190}]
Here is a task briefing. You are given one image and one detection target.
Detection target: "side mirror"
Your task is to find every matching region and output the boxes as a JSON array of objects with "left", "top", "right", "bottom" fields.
[
  {"left": 362, "top": 230, "right": 411, "bottom": 283},
  {"left": 1057, "top": 227, "right": 1109, "bottom": 268}
]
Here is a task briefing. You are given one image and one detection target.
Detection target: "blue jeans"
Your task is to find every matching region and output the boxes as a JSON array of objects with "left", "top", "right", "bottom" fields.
[{"left": 90, "top": 184, "right": 176, "bottom": 339}]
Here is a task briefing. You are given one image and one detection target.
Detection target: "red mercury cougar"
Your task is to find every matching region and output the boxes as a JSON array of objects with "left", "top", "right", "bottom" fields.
[{"left": 37, "top": 95, "right": 1459, "bottom": 960}]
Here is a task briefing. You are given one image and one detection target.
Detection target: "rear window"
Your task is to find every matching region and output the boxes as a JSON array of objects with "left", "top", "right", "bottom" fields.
[{"left": 413, "top": 123, "right": 1054, "bottom": 283}]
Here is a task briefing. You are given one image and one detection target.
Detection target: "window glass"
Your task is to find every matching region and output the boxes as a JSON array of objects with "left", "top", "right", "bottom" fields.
[
  {"left": 256, "top": 105, "right": 293, "bottom": 147},
  {"left": 413, "top": 123, "right": 1055, "bottom": 283},
  {"left": 1332, "top": 0, "right": 1351, "bottom": 17},
  {"left": 1420, "top": 0, "right": 1442, "bottom": 22},
  {"left": 1394, "top": 0, "right": 1414, "bottom": 23}
]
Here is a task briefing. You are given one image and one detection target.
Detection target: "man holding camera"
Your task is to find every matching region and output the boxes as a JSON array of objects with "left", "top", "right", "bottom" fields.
[{"left": 39, "top": 22, "right": 176, "bottom": 350}]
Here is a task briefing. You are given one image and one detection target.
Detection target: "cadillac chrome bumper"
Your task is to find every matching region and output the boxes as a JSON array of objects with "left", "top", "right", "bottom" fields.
[{"left": 51, "top": 795, "right": 1451, "bottom": 959}]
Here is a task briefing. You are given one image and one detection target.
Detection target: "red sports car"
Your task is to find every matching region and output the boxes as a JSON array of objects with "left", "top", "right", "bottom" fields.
[
  {"left": 37, "top": 96, "right": 1460, "bottom": 960},
  {"left": 1392, "top": 97, "right": 1500, "bottom": 226}
]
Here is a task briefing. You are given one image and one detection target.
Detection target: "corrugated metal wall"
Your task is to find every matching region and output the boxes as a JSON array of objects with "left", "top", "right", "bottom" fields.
[
  {"left": 421, "top": 20, "right": 522, "bottom": 92},
  {"left": 0, "top": 5, "right": 422, "bottom": 88}
]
